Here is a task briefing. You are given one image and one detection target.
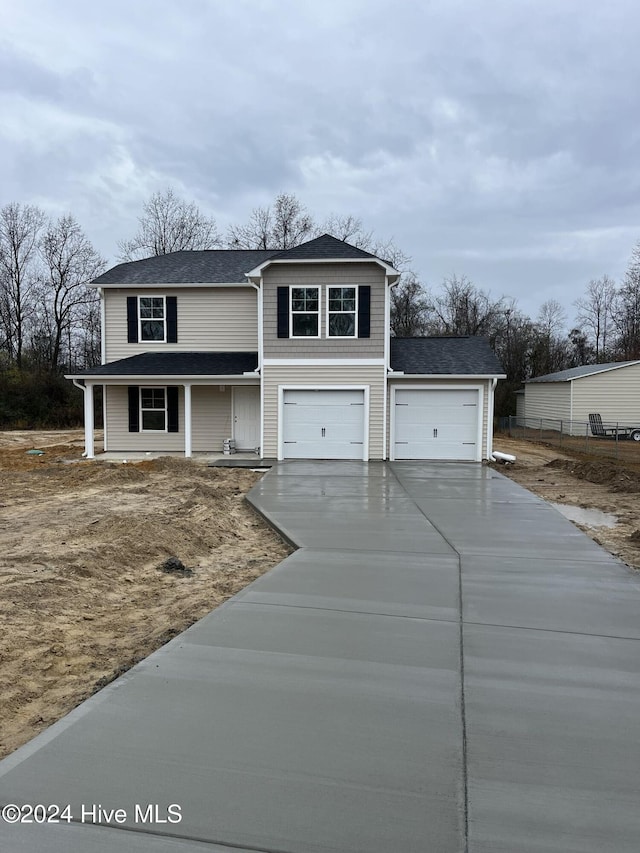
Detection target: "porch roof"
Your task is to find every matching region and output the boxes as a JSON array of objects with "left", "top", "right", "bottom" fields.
[{"left": 68, "top": 351, "right": 259, "bottom": 379}]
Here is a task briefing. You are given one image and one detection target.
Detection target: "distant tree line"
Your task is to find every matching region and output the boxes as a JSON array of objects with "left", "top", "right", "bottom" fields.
[
  {"left": 3, "top": 187, "right": 640, "bottom": 425},
  {"left": 0, "top": 203, "right": 105, "bottom": 426}
]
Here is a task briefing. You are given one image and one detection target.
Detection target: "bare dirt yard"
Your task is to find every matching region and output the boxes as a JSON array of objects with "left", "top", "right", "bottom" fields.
[
  {"left": 0, "top": 430, "right": 290, "bottom": 759},
  {"left": 2, "top": 430, "right": 639, "bottom": 762},
  {"left": 492, "top": 434, "right": 640, "bottom": 572}
]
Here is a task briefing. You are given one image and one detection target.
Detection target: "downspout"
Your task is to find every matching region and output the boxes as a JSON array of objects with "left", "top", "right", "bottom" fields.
[
  {"left": 486, "top": 377, "right": 498, "bottom": 459},
  {"left": 383, "top": 277, "right": 400, "bottom": 460},
  {"left": 249, "top": 280, "right": 264, "bottom": 457},
  {"left": 73, "top": 379, "right": 94, "bottom": 459},
  {"left": 99, "top": 288, "right": 106, "bottom": 365},
  {"left": 569, "top": 379, "right": 573, "bottom": 431},
  {"left": 99, "top": 288, "right": 107, "bottom": 451}
]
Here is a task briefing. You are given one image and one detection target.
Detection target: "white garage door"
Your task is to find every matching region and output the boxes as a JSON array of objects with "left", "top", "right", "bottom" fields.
[
  {"left": 393, "top": 389, "right": 480, "bottom": 460},
  {"left": 282, "top": 389, "right": 365, "bottom": 459}
]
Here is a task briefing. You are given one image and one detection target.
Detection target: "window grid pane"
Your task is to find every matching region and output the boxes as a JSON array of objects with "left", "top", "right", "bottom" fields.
[
  {"left": 141, "top": 388, "right": 166, "bottom": 431},
  {"left": 328, "top": 287, "right": 356, "bottom": 337},
  {"left": 291, "top": 287, "right": 319, "bottom": 337},
  {"left": 139, "top": 297, "right": 165, "bottom": 341}
]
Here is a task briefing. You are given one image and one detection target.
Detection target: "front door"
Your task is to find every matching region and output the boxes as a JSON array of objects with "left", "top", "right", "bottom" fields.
[{"left": 233, "top": 386, "right": 260, "bottom": 451}]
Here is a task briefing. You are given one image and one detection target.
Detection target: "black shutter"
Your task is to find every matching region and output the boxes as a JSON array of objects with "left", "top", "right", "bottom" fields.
[
  {"left": 277, "top": 287, "right": 289, "bottom": 338},
  {"left": 358, "top": 286, "right": 371, "bottom": 338},
  {"left": 128, "top": 386, "right": 139, "bottom": 432},
  {"left": 127, "top": 297, "right": 138, "bottom": 343},
  {"left": 166, "top": 296, "right": 178, "bottom": 343},
  {"left": 167, "top": 386, "right": 179, "bottom": 433}
]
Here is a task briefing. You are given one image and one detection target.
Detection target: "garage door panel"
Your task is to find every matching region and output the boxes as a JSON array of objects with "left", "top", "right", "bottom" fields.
[
  {"left": 393, "top": 389, "right": 480, "bottom": 461},
  {"left": 283, "top": 390, "right": 366, "bottom": 460}
]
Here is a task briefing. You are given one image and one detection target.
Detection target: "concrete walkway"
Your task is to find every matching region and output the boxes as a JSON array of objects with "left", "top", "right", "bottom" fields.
[{"left": 1, "top": 462, "right": 640, "bottom": 852}]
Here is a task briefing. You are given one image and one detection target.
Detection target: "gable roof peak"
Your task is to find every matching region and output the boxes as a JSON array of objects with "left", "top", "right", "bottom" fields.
[{"left": 267, "top": 233, "right": 379, "bottom": 262}]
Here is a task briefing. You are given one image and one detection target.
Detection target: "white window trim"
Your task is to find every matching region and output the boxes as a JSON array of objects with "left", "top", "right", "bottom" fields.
[
  {"left": 326, "top": 285, "right": 358, "bottom": 339},
  {"left": 289, "top": 285, "right": 321, "bottom": 339},
  {"left": 138, "top": 295, "right": 167, "bottom": 344},
  {"left": 140, "top": 385, "right": 168, "bottom": 433},
  {"left": 388, "top": 383, "right": 484, "bottom": 462}
]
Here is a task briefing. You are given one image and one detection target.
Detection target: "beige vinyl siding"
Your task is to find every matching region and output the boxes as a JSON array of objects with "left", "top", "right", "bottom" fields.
[
  {"left": 523, "top": 383, "right": 571, "bottom": 426},
  {"left": 191, "top": 386, "right": 233, "bottom": 452},
  {"left": 571, "top": 364, "right": 640, "bottom": 425},
  {"left": 105, "top": 384, "right": 237, "bottom": 453},
  {"left": 262, "top": 263, "right": 386, "bottom": 358},
  {"left": 386, "top": 379, "right": 492, "bottom": 460},
  {"left": 262, "top": 364, "right": 386, "bottom": 459},
  {"left": 105, "top": 385, "right": 185, "bottom": 452},
  {"left": 104, "top": 287, "right": 258, "bottom": 362}
]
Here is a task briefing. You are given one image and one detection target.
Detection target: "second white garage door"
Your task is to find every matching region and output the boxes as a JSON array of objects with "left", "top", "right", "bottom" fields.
[
  {"left": 393, "top": 388, "right": 480, "bottom": 460},
  {"left": 282, "top": 389, "right": 365, "bottom": 459}
]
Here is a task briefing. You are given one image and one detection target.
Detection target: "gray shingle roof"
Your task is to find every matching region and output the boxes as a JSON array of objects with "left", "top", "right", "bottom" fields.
[
  {"left": 390, "top": 337, "right": 504, "bottom": 375},
  {"left": 91, "top": 234, "right": 388, "bottom": 286},
  {"left": 92, "top": 251, "right": 274, "bottom": 285},
  {"left": 527, "top": 361, "right": 640, "bottom": 383},
  {"left": 74, "top": 352, "right": 258, "bottom": 377},
  {"left": 268, "top": 234, "right": 380, "bottom": 262}
]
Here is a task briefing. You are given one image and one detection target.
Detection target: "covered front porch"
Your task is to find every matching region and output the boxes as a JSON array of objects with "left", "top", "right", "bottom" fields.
[{"left": 66, "top": 352, "right": 261, "bottom": 460}]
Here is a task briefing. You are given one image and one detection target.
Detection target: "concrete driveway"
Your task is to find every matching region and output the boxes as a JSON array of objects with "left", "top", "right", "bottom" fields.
[{"left": 1, "top": 462, "right": 639, "bottom": 852}]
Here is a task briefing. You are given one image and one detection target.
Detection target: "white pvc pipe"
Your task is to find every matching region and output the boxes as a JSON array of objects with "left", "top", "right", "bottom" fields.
[{"left": 491, "top": 450, "right": 516, "bottom": 464}]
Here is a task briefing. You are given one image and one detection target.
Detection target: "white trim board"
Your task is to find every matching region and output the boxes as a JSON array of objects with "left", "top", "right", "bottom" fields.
[{"left": 264, "top": 358, "right": 385, "bottom": 366}]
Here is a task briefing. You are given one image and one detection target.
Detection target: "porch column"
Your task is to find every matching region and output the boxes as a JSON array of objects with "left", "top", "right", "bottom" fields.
[
  {"left": 84, "top": 382, "right": 95, "bottom": 459},
  {"left": 184, "top": 382, "right": 192, "bottom": 458}
]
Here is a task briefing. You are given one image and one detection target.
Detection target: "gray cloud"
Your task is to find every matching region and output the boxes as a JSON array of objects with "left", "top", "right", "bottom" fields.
[{"left": 1, "top": 0, "right": 640, "bottom": 325}]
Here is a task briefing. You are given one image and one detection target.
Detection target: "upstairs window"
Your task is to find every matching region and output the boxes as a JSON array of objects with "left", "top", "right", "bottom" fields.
[
  {"left": 140, "top": 387, "right": 167, "bottom": 431},
  {"left": 127, "top": 296, "right": 177, "bottom": 344},
  {"left": 327, "top": 286, "right": 357, "bottom": 337},
  {"left": 139, "top": 296, "right": 166, "bottom": 342},
  {"left": 290, "top": 287, "right": 320, "bottom": 337}
]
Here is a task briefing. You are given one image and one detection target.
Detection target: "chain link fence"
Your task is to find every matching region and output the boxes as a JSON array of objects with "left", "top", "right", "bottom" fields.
[{"left": 497, "top": 415, "right": 640, "bottom": 462}]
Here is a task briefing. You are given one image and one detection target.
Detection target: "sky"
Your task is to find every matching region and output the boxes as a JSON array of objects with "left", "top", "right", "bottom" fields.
[{"left": 2, "top": 0, "right": 640, "bottom": 321}]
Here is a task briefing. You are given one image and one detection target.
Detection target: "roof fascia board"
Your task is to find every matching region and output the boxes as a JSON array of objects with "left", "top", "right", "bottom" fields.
[
  {"left": 526, "top": 360, "right": 640, "bottom": 383},
  {"left": 388, "top": 373, "right": 507, "bottom": 379},
  {"left": 65, "top": 374, "right": 260, "bottom": 383},
  {"left": 245, "top": 256, "right": 400, "bottom": 279},
  {"left": 88, "top": 281, "right": 253, "bottom": 289}
]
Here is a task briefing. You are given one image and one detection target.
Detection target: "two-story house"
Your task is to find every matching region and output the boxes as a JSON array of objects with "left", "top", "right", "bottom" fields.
[{"left": 67, "top": 234, "right": 505, "bottom": 461}]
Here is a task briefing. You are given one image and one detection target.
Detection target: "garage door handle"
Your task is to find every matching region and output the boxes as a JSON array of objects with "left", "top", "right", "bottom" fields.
[
  {"left": 321, "top": 427, "right": 326, "bottom": 437},
  {"left": 433, "top": 428, "right": 438, "bottom": 438}
]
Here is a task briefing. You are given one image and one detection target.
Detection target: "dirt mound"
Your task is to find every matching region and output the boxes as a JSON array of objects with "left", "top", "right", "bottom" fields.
[
  {"left": 0, "top": 438, "right": 291, "bottom": 759},
  {"left": 545, "top": 458, "right": 640, "bottom": 493}
]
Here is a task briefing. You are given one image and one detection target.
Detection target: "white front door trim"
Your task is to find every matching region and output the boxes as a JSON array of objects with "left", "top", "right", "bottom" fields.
[
  {"left": 278, "top": 385, "right": 370, "bottom": 461},
  {"left": 389, "top": 383, "right": 484, "bottom": 462}
]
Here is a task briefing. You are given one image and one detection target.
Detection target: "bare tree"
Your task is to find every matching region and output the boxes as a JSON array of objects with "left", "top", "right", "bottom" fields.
[
  {"left": 390, "top": 274, "right": 432, "bottom": 336},
  {"left": 227, "top": 193, "right": 315, "bottom": 250},
  {"left": 0, "top": 202, "right": 46, "bottom": 367},
  {"left": 431, "top": 274, "right": 506, "bottom": 339},
  {"left": 118, "top": 188, "right": 221, "bottom": 261},
  {"left": 530, "top": 299, "right": 569, "bottom": 376},
  {"left": 611, "top": 243, "right": 640, "bottom": 360},
  {"left": 574, "top": 275, "right": 616, "bottom": 361},
  {"left": 40, "top": 215, "right": 106, "bottom": 370},
  {"left": 319, "top": 214, "right": 373, "bottom": 247}
]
